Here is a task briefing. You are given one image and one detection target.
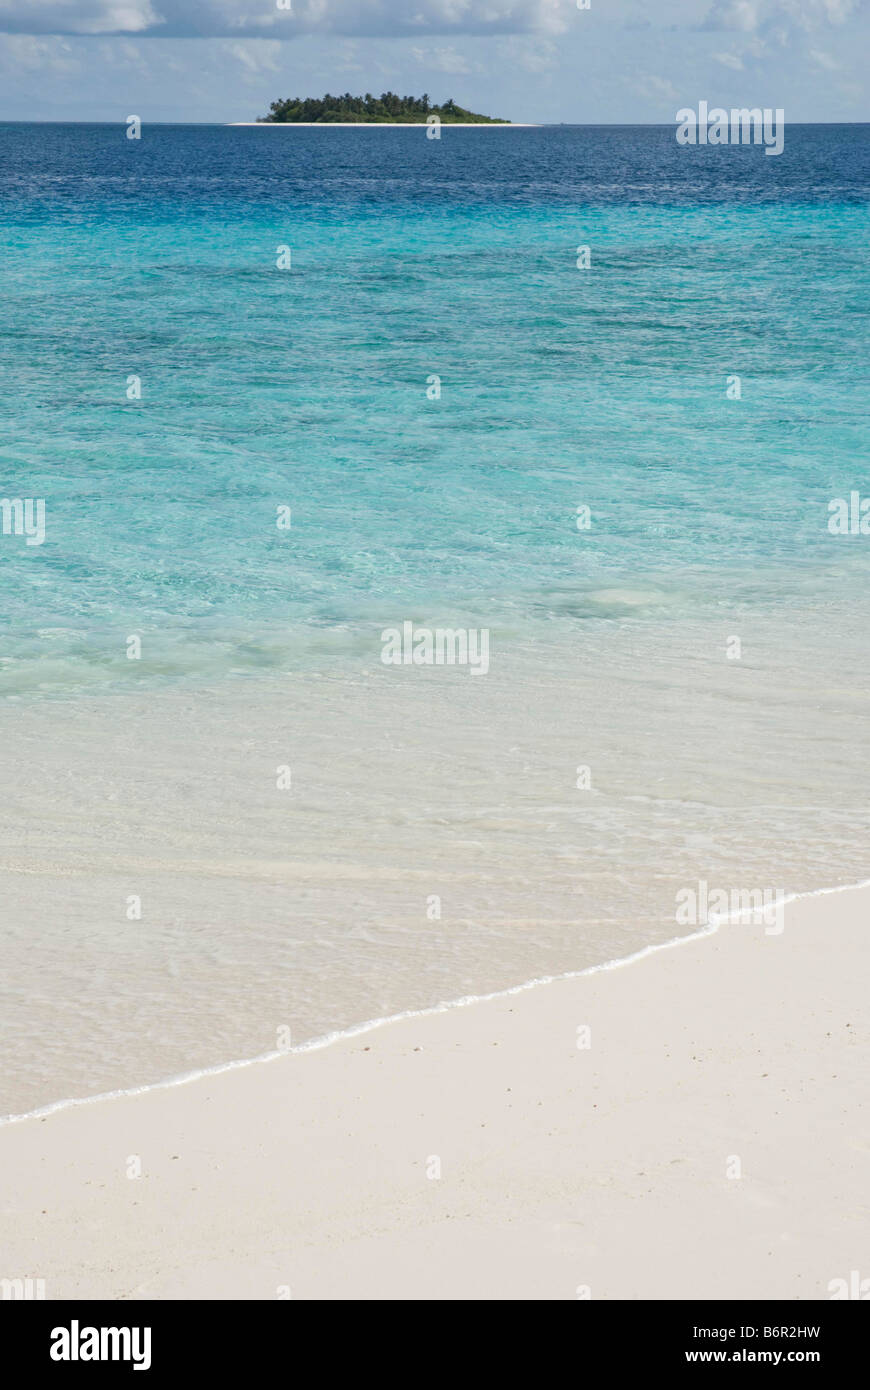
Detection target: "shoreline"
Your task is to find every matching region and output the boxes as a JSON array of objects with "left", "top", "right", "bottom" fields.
[
  {"left": 2, "top": 872, "right": 866, "bottom": 1124},
  {"left": 2, "top": 877, "right": 866, "bottom": 1297},
  {"left": 227, "top": 122, "right": 537, "bottom": 128},
  {"left": 4, "top": 622, "right": 870, "bottom": 1121}
]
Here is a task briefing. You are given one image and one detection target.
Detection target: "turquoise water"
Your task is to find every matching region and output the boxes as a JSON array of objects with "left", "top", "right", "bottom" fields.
[
  {"left": 2, "top": 124, "right": 869, "bottom": 693},
  {"left": 2, "top": 124, "right": 870, "bottom": 1112}
]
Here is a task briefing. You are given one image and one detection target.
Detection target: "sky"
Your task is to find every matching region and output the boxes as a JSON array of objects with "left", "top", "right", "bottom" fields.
[{"left": 0, "top": 0, "right": 867, "bottom": 123}]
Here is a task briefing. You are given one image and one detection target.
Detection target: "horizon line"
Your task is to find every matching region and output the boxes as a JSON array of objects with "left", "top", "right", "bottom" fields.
[{"left": 1, "top": 118, "right": 869, "bottom": 126}]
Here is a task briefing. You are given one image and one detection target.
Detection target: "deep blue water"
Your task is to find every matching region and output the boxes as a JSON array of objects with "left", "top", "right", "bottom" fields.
[{"left": 1, "top": 123, "right": 868, "bottom": 693}]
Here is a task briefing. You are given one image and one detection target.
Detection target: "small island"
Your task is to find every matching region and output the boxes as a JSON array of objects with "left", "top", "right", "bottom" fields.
[{"left": 258, "top": 92, "right": 509, "bottom": 124}]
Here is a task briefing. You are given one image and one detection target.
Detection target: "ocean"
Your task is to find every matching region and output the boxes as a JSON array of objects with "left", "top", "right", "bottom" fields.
[{"left": 1, "top": 122, "right": 869, "bottom": 1114}]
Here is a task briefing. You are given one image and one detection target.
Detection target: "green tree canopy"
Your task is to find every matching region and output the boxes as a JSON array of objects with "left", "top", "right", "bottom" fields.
[{"left": 258, "top": 93, "right": 508, "bottom": 124}]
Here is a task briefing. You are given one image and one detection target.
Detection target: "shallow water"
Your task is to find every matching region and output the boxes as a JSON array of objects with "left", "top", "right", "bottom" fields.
[{"left": 1, "top": 124, "right": 868, "bottom": 1112}]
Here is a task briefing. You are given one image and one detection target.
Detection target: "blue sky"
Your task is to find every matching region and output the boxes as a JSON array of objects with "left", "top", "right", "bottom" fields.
[{"left": 0, "top": 0, "right": 866, "bottom": 122}]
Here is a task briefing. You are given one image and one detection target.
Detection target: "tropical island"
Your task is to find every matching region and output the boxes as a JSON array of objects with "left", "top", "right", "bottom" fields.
[{"left": 258, "top": 93, "right": 509, "bottom": 124}]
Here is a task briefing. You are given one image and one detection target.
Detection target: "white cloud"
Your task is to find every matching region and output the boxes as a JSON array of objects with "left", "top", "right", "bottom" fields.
[
  {"left": 809, "top": 45, "right": 840, "bottom": 64},
  {"left": 702, "top": 0, "right": 863, "bottom": 35},
  {"left": 818, "top": 0, "right": 859, "bottom": 21},
  {"left": 713, "top": 49, "right": 745, "bottom": 66},
  {"left": 0, "top": 0, "right": 161, "bottom": 34},
  {"left": 703, "top": 0, "right": 761, "bottom": 31},
  {"left": 0, "top": 33, "right": 80, "bottom": 69},
  {"left": 0, "top": 0, "right": 572, "bottom": 38},
  {"left": 226, "top": 39, "right": 282, "bottom": 72},
  {"left": 410, "top": 44, "right": 474, "bottom": 73},
  {"left": 635, "top": 73, "right": 680, "bottom": 101},
  {"left": 496, "top": 35, "right": 558, "bottom": 72}
]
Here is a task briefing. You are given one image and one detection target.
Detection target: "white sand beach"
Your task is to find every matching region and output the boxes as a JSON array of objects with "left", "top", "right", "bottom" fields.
[
  {"left": 1, "top": 881, "right": 866, "bottom": 1300},
  {"left": 227, "top": 122, "right": 536, "bottom": 127}
]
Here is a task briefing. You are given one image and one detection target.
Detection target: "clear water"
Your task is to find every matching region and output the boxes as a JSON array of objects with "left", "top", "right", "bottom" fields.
[{"left": 1, "top": 124, "right": 869, "bottom": 1113}]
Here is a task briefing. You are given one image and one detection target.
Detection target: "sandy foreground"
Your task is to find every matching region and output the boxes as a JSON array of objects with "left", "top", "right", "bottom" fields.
[{"left": 1, "top": 884, "right": 867, "bottom": 1301}]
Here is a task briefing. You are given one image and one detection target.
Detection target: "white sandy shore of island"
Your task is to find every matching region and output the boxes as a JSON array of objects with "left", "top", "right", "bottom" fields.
[
  {"left": 1, "top": 882, "right": 867, "bottom": 1300},
  {"left": 227, "top": 122, "right": 537, "bottom": 127}
]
